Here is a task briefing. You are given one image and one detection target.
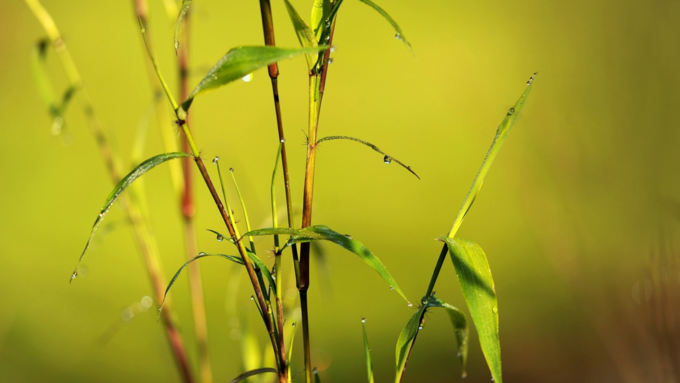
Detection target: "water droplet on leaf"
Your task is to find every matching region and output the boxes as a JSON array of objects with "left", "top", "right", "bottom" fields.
[
  {"left": 217, "top": 234, "right": 224, "bottom": 242},
  {"left": 212, "top": 156, "right": 219, "bottom": 164},
  {"left": 390, "top": 286, "right": 395, "bottom": 291},
  {"left": 229, "top": 167, "right": 234, "bottom": 172},
  {"left": 507, "top": 107, "right": 515, "bottom": 116},
  {"left": 361, "top": 317, "right": 366, "bottom": 323},
  {"left": 384, "top": 155, "right": 392, "bottom": 164}
]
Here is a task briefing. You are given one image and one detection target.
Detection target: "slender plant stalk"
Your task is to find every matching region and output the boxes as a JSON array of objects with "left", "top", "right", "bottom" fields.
[
  {"left": 257, "top": 1, "right": 297, "bottom": 380},
  {"left": 25, "top": 1, "right": 194, "bottom": 382},
  {"left": 177, "top": 9, "right": 213, "bottom": 383},
  {"left": 139, "top": 27, "right": 287, "bottom": 383},
  {"left": 298, "top": 13, "right": 339, "bottom": 383}
]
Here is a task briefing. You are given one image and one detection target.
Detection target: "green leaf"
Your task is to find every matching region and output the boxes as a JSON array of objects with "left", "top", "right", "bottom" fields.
[
  {"left": 362, "top": 319, "right": 375, "bottom": 383},
  {"left": 447, "top": 74, "right": 537, "bottom": 238},
  {"left": 71, "top": 152, "right": 191, "bottom": 279},
  {"left": 180, "top": 46, "right": 327, "bottom": 114},
  {"left": 395, "top": 304, "right": 427, "bottom": 383},
  {"left": 159, "top": 252, "right": 244, "bottom": 314},
  {"left": 441, "top": 237, "right": 501, "bottom": 383},
  {"left": 228, "top": 368, "right": 278, "bottom": 383},
  {"left": 311, "top": 0, "right": 332, "bottom": 39},
  {"left": 283, "top": 0, "right": 319, "bottom": 69},
  {"left": 428, "top": 297, "right": 469, "bottom": 378},
  {"left": 286, "top": 323, "right": 298, "bottom": 383},
  {"left": 174, "top": 0, "right": 191, "bottom": 54},
  {"left": 314, "top": 368, "right": 322, "bottom": 383},
  {"left": 357, "top": 0, "right": 411, "bottom": 52},
  {"left": 243, "top": 225, "right": 409, "bottom": 303},
  {"left": 316, "top": 135, "right": 420, "bottom": 179}
]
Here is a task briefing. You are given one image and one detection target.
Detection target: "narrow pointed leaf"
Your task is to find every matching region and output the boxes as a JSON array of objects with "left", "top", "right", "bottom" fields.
[
  {"left": 244, "top": 226, "right": 409, "bottom": 303},
  {"left": 72, "top": 152, "right": 191, "bottom": 277},
  {"left": 441, "top": 237, "right": 501, "bottom": 383},
  {"left": 395, "top": 304, "right": 427, "bottom": 383},
  {"left": 287, "top": 323, "right": 298, "bottom": 383},
  {"left": 357, "top": 0, "right": 412, "bottom": 51},
  {"left": 362, "top": 319, "right": 375, "bottom": 383},
  {"left": 180, "top": 46, "right": 327, "bottom": 114},
  {"left": 174, "top": 0, "right": 191, "bottom": 54},
  {"left": 159, "top": 253, "right": 244, "bottom": 314},
  {"left": 317, "top": 135, "right": 420, "bottom": 179},
  {"left": 428, "top": 297, "right": 469, "bottom": 378},
  {"left": 447, "top": 74, "right": 537, "bottom": 238},
  {"left": 228, "top": 368, "right": 278, "bottom": 383},
  {"left": 283, "top": 0, "right": 319, "bottom": 69},
  {"left": 314, "top": 368, "right": 322, "bottom": 383},
  {"left": 311, "top": 0, "right": 332, "bottom": 39},
  {"left": 317, "top": 0, "right": 345, "bottom": 47}
]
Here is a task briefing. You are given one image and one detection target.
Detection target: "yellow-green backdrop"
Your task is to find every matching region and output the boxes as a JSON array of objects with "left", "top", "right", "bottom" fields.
[{"left": 1, "top": 0, "right": 679, "bottom": 382}]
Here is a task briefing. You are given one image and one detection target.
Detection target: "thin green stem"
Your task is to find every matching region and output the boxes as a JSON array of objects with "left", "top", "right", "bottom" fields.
[{"left": 229, "top": 170, "right": 256, "bottom": 254}]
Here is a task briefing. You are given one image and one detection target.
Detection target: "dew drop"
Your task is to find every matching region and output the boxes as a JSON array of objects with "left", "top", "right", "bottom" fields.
[
  {"left": 361, "top": 317, "right": 366, "bottom": 323},
  {"left": 174, "top": 41, "right": 180, "bottom": 51},
  {"left": 292, "top": 322, "right": 297, "bottom": 327},
  {"left": 313, "top": 368, "right": 318, "bottom": 375},
  {"left": 241, "top": 73, "right": 253, "bottom": 82},
  {"left": 492, "top": 306, "right": 498, "bottom": 314},
  {"left": 407, "top": 302, "right": 413, "bottom": 307},
  {"left": 507, "top": 107, "right": 515, "bottom": 116},
  {"left": 99, "top": 212, "right": 104, "bottom": 218},
  {"left": 71, "top": 271, "right": 78, "bottom": 280},
  {"left": 229, "top": 167, "right": 234, "bottom": 173},
  {"left": 217, "top": 234, "right": 224, "bottom": 242},
  {"left": 395, "top": 32, "right": 401, "bottom": 40},
  {"left": 198, "top": 252, "right": 207, "bottom": 256},
  {"left": 418, "top": 326, "right": 423, "bottom": 330},
  {"left": 325, "top": 36, "right": 330, "bottom": 41},
  {"left": 330, "top": 45, "right": 337, "bottom": 53},
  {"left": 390, "top": 286, "right": 395, "bottom": 291},
  {"left": 280, "top": 139, "right": 285, "bottom": 143},
  {"left": 250, "top": 296, "right": 255, "bottom": 301},
  {"left": 327, "top": 58, "right": 334, "bottom": 64},
  {"left": 212, "top": 156, "right": 220, "bottom": 164},
  {"left": 383, "top": 155, "right": 392, "bottom": 164}
]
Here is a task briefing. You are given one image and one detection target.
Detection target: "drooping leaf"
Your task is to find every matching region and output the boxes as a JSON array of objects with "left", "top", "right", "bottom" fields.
[
  {"left": 243, "top": 225, "right": 409, "bottom": 303},
  {"left": 159, "top": 252, "right": 244, "bottom": 314},
  {"left": 174, "top": 0, "right": 192, "bottom": 54},
  {"left": 357, "top": 0, "right": 412, "bottom": 52},
  {"left": 283, "top": 0, "right": 319, "bottom": 69},
  {"left": 287, "top": 323, "right": 298, "bottom": 383},
  {"left": 395, "top": 304, "right": 427, "bottom": 383},
  {"left": 311, "top": 0, "right": 332, "bottom": 39},
  {"left": 362, "top": 319, "right": 375, "bottom": 383},
  {"left": 316, "top": 135, "right": 420, "bottom": 179},
  {"left": 179, "top": 46, "right": 328, "bottom": 115},
  {"left": 447, "top": 74, "right": 537, "bottom": 238},
  {"left": 441, "top": 237, "right": 501, "bottom": 383},
  {"left": 228, "top": 368, "right": 278, "bottom": 383},
  {"left": 428, "top": 297, "right": 469, "bottom": 378},
  {"left": 71, "top": 152, "right": 191, "bottom": 279}
]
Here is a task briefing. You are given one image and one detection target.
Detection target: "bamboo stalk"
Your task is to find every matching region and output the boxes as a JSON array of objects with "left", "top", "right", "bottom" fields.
[{"left": 24, "top": 1, "right": 194, "bottom": 382}]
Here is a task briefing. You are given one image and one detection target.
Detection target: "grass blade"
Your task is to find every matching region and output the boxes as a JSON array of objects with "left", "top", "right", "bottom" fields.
[
  {"left": 283, "top": 0, "right": 319, "bottom": 69},
  {"left": 441, "top": 237, "right": 501, "bottom": 383},
  {"left": 271, "top": 143, "right": 283, "bottom": 253},
  {"left": 428, "top": 297, "right": 469, "bottom": 378},
  {"left": 287, "top": 323, "right": 298, "bottom": 382},
  {"left": 180, "top": 46, "right": 328, "bottom": 114},
  {"left": 243, "top": 226, "right": 410, "bottom": 303},
  {"left": 159, "top": 252, "right": 244, "bottom": 314},
  {"left": 357, "top": 0, "right": 411, "bottom": 52},
  {"left": 362, "top": 318, "right": 375, "bottom": 383},
  {"left": 71, "top": 152, "right": 191, "bottom": 279},
  {"left": 174, "top": 0, "right": 191, "bottom": 54},
  {"left": 228, "top": 368, "right": 278, "bottom": 383},
  {"left": 447, "top": 73, "right": 537, "bottom": 239},
  {"left": 395, "top": 304, "right": 427, "bottom": 383},
  {"left": 311, "top": 0, "right": 332, "bottom": 39},
  {"left": 316, "top": 135, "right": 420, "bottom": 179}
]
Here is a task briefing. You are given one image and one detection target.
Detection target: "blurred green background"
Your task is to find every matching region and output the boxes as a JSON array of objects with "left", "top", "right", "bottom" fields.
[{"left": 1, "top": 0, "right": 679, "bottom": 382}]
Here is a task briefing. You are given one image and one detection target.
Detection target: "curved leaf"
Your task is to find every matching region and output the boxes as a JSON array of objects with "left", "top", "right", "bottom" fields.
[
  {"left": 71, "top": 152, "right": 191, "bottom": 279},
  {"left": 395, "top": 304, "right": 427, "bottom": 383},
  {"left": 283, "top": 0, "right": 319, "bottom": 69},
  {"left": 357, "top": 0, "right": 412, "bottom": 52},
  {"left": 428, "top": 297, "right": 469, "bottom": 378},
  {"left": 228, "top": 368, "right": 278, "bottom": 383},
  {"left": 159, "top": 252, "right": 244, "bottom": 314},
  {"left": 441, "top": 237, "right": 501, "bottom": 383},
  {"left": 316, "top": 135, "right": 420, "bottom": 179},
  {"left": 244, "top": 226, "right": 409, "bottom": 303},
  {"left": 174, "top": 0, "right": 191, "bottom": 54},
  {"left": 179, "top": 46, "right": 328, "bottom": 115},
  {"left": 362, "top": 319, "right": 375, "bottom": 383}
]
